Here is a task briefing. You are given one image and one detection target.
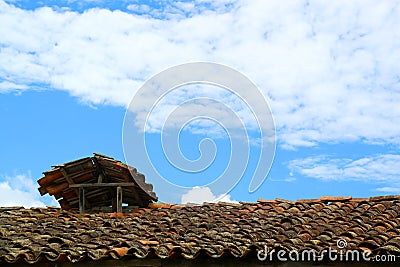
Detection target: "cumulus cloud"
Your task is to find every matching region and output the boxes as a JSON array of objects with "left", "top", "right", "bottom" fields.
[
  {"left": 1, "top": 0, "right": 400, "bottom": 148},
  {"left": 181, "top": 186, "right": 238, "bottom": 204},
  {"left": 288, "top": 154, "right": 400, "bottom": 182},
  {"left": 0, "top": 173, "right": 56, "bottom": 207}
]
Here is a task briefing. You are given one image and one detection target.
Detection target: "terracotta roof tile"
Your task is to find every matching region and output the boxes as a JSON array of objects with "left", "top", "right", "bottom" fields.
[
  {"left": 1, "top": 196, "right": 400, "bottom": 264},
  {"left": 370, "top": 195, "right": 400, "bottom": 201},
  {"left": 257, "top": 198, "right": 275, "bottom": 203},
  {"left": 320, "top": 196, "right": 352, "bottom": 202},
  {"left": 295, "top": 198, "right": 322, "bottom": 204}
]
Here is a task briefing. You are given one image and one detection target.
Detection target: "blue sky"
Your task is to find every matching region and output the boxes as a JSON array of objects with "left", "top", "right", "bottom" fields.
[{"left": 1, "top": 0, "right": 400, "bottom": 207}]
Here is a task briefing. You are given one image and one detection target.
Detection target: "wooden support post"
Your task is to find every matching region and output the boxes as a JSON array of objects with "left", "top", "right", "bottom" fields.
[
  {"left": 117, "top": 186, "right": 122, "bottom": 213},
  {"left": 79, "top": 187, "right": 85, "bottom": 214},
  {"left": 97, "top": 173, "right": 104, "bottom": 183},
  {"left": 62, "top": 167, "right": 90, "bottom": 210}
]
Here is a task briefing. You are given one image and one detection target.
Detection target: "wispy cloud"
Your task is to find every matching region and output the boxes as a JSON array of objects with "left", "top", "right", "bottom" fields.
[
  {"left": 376, "top": 186, "right": 400, "bottom": 194},
  {"left": 0, "top": 81, "right": 28, "bottom": 92},
  {"left": 1, "top": 0, "right": 400, "bottom": 148},
  {"left": 288, "top": 154, "right": 400, "bottom": 183}
]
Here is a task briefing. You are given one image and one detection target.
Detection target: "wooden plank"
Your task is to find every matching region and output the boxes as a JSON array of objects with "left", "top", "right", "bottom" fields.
[
  {"left": 102, "top": 167, "right": 126, "bottom": 177},
  {"left": 117, "top": 186, "right": 122, "bottom": 213},
  {"left": 79, "top": 187, "right": 85, "bottom": 214},
  {"left": 93, "top": 156, "right": 117, "bottom": 207},
  {"left": 69, "top": 183, "right": 137, "bottom": 188},
  {"left": 93, "top": 152, "right": 115, "bottom": 159},
  {"left": 38, "top": 186, "right": 49, "bottom": 196},
  {"left": 71, "top": 172, "right": 95, "bottom": 183},
  {"left": 61, "top": 167, "right": 91, "bottom": 209},
  {"left": 46, "top": 182, "right": 69, "bottom": 195},
  {"left": 50, "top": 169, "right": 95, "bottom": 185},
  {"left": 55, "top": 157, "right": 92, "bottom": 169},
  {"left": 60, "top": 168, "right": 75, "bottom": 184},
  {"left": 98, "top": 173, "right": 104, "bottom": 183},
  {"left": 37, "top": 170, "right": 63, "bottom": 186}
]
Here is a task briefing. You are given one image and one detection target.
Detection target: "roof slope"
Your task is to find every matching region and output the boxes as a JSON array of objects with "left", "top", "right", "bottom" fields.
[
  {"left": 37, "top": 153, "right": 157, "bottom": 211},
  {"left": 0, "top": 196, "right": 399, "bottom": 264}
]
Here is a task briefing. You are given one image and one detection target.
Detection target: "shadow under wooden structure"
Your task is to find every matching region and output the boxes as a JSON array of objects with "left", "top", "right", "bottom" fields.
[{"left": 38, "top": 153, "right": 157, "bottom": 213}]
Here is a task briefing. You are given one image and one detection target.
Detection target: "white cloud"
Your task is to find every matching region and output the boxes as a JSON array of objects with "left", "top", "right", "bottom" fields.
[
  {"left": 142, "top": 84, "right": 261, "bottom": 138},
  {"left": 376, "top": 186, "right": 400, "bottom": 194},
  {"left": 1, "top": 1, "right": 400, "bottom": 148},
  {"left": 127, "top": 4, "right": 151, "bottom": 13},
  {"left": 0, "top": 81, "right": 28, "bottom": 92},
  {"left": 181, "top": 186, "right": 238, "bottom": 204},
  {"left": 288, "top": 154, "right": 400, "bottom": 182},
  {"left": 0, "top": 173, "right": 56, "bottom": 207}
]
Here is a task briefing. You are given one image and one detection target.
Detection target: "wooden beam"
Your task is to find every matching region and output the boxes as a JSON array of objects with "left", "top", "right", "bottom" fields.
[
  {"left": 93, "top": 156, "right": 115, "bottom": 211},
  {"left": 60, "top": 168, "right": 74, "bottom": 185},
  {"left": 117, "top": 186, "right": 122, "bottom": 213},
  {"left": 97, "top": 173, "right": 104, "bottom": 183},
  {"left": 79, "top": 187, "right": 85, "bottom": 214},
  {"left": 61, "top": 167, "right": 91, "bottom": 209},
  {"left": 69, "top": 183, "right": 137, "bottom": 188}
]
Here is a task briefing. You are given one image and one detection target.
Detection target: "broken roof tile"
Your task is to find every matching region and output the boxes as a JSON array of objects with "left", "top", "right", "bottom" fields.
[{"left": 37, "top": 154, "right": 157, "bottom": 212}]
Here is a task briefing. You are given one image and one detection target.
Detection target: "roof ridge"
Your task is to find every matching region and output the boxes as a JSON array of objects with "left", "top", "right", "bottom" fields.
[{"left": 139, "top": 195, "right": 400, "bottom": 210}]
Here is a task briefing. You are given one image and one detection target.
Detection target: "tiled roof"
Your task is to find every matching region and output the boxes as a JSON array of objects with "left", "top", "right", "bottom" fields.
[
  {"left": 0, "top": 196, "right": 399, "bottom": 264},
  {"left": 37, "top": 153, "right": 157, "bottom": 211}
]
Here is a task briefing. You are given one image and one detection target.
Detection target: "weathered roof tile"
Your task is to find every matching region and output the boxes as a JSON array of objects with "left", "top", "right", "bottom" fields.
[{"left": 1, "top": 195, "right": 399, "bottom": 264}]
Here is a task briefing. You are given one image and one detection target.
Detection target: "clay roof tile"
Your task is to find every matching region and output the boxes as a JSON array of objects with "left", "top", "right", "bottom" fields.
[{"left": 1, "top": 195, "right": 400, "bottom": 264}]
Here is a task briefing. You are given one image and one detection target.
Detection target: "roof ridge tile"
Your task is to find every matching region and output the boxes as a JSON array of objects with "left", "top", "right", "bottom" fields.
[
  {"left": 369, "top": 195, "right": 400, "bottom": 201},
  {"left": 320, "top": 196, "right": 352, "bottom": 202}
]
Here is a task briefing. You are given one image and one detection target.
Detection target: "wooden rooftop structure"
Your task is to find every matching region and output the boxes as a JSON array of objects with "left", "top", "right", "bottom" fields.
[{"left": 37, "top": 153, "right": 157, "bottom": 213}]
